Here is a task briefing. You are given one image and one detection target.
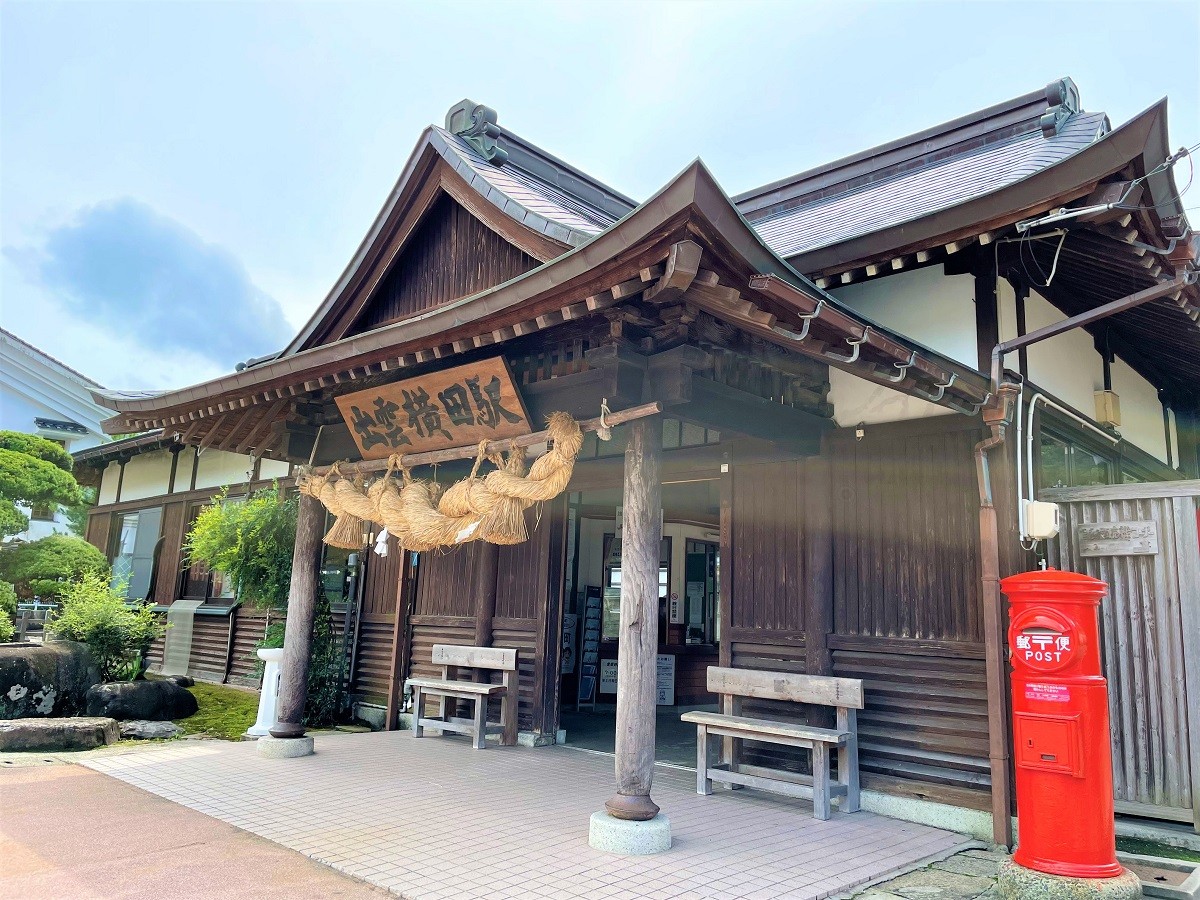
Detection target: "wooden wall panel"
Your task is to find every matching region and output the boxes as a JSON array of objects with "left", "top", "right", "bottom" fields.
[
  {"left": 351, "top": 192, "right": 539, "bottom": 335},
  {"left": 413, "top": 544, "right": 483, "bottom": 617},
  {"left": 495, "top": 510, "right": 551, "bottom": 621},
  {"left": 350, "top": 613, "right": 397, "bottom": 703},
  {"left": 833, "top": 646, "right": 991, "bottom": 810},
  {"left": 362, "top": 538, "right": 403, "bottom": 616},
  {"left": 153, "top": 501, "right": 188, "bottom": 605},
  {"left": 228, "top": 609, "right": 272, "bottom": 684},
  {"left": 731, "top": 459, "right": 807, "bottom": 633},
  {"left": 493, "top": 618, "right": 538, "bottom": 730},
  {"left": 829, "top": 424, "right": 983, "bottom": 643},
  {"left": 85, "top": 511, "right": 110, "bottom": 556}
]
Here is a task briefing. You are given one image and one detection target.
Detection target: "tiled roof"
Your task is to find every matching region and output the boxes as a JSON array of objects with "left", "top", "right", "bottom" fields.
[
  {"left": 748, "top": 111, "right": 1110, "bottom": 259},
  {"left": 432, "top": 127, "right": 625, "bottom": 245}
]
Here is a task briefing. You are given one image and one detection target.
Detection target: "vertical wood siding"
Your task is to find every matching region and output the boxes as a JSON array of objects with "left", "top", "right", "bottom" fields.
[
  {"left": 829, "top": 426, "right": 983, "bottom": 642},
  {"left": 725, "top": 423, "right": 992, "bottom": 809},
  {"left": 154, "top": 501, "right": 188, "bottom": 604},
  {"left": 85, "top": 511, "right": 111, "bottom": 556},
  {"left": 351, "top": 192, "right": 539, "bottom": 335},
  {"left": 731, "top": 459, "right": 807, "bottom": 633},
  {"left": 1047, "top": 485, "right": 1200, "bottom": 824}
]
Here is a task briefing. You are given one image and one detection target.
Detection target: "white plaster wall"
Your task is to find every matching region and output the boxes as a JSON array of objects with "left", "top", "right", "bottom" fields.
[
  {"left": 194, "top": 449, "right": 256, "bottom": 491},
  {"left": 999, "top": 280, "right": 1172, "bottom": 464},
  {"left": 831, "top": 265, "right": 979, "bottom": 368},
  {"left": 259, "top": 458, "right": 291, "bottom": 481},
  {"left": 98, "top": 461, "right": 121, "bottom": 505},
  {"left": 827, "top": 367, "right": 954, "bottom": 427},
  {"left": 827, "top": 265, "right": 975, "bottom": 427},
  {"left": 1110, "top": 358, "right": 1168, "bottom": 463},
  {"left": 118, "top": 449, "right": 177, "bottom": 502}
]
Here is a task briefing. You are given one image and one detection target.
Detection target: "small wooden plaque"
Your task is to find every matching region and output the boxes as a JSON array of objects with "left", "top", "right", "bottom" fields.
[
  {"left": 334, "top": 357, "right": 532, "bottom": 460},
  {"left": 1077, "top": 521, "right": 1159, "bottom": 557}
]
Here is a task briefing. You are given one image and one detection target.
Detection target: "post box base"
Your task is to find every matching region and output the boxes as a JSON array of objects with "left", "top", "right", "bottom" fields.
[{"left": 999, "top": 860, "right": 1142, "bottom": 900}]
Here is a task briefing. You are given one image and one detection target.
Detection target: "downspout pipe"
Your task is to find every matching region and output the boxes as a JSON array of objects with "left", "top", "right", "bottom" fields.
[{"left": 975, "top": 383, "right": 1019, "bottom": 848}]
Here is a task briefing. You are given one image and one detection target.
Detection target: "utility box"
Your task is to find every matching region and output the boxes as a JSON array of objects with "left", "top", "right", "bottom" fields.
[
  {"left": 1094, "top": 390, "right": 1121, "bottom": 427},
  {"left": 1002, "top": 568, "right": 1122, "bottom": 879}
]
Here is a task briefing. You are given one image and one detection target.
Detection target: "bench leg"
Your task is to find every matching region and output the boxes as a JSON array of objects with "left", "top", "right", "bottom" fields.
[
  {"left": 411, "top": 686, "right": 424, "bottom": 738},
  {"left": 727, "top": 696, "right": 743, "bottom": 789},
  {"left": 501, "top": 688, "right": 518, "bottom": 747},
  {"left": 838, "top": 708, "right": 860, "bottom": 813},
  {"left": 440, "top": 694, "right": 455, "bottom": 736},
  {"left": 471, "top": 696, "right": 487, "bottom": 750},
  {"left": 697, "top": 725, "right": 712, "bottom": 795},
  {"left": 811, "top": 743, "right": 831, "bottom": 820}
]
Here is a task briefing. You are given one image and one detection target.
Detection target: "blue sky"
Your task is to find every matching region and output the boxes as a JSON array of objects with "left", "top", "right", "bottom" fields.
[{"left": 2, "top": 0, "right": 1197, "bottom": 391}]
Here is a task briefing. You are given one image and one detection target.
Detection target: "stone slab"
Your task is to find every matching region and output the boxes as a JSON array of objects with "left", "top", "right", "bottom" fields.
[
  {"left": 256, "top": 735, "right": 315, "bottom": 758},
  {"left": 0, "top": 716, "right": 118, "bottom": 752},
  {"left": 935, "top": 855, "right": 1007, "bottom": 878},
  {"left": 886, "top": 866, "right": 996, "bottom": 900},
  {"left": 997, "top": 860, "right": 1142, "bottom": 900},
  {"left": 120, "top": 720, "right": 183, "bottom": 741},
  {"left": 1119, "top": 853, "right": 1200, "bottom": 900},
  {"left": 588, "top": 810, "right": 671, "bottom": 855}
]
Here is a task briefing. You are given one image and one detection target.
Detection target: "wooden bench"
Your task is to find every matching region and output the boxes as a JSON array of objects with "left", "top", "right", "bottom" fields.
[
  {"left": 681, "top": 666, "right": 864, "bottom": 820},
  {"left": 406, "top": 645, "right": 519, "bottom": 750}
]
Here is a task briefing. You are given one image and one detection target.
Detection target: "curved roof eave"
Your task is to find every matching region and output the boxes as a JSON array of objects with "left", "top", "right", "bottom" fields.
[
  {"left": 91, "top": 161, "right": 821, "bottom": 419},
  {"left": 786, "top": 100, "right": 1166, "bottom": 275},
  {"left": 94, "top": 157, "right": 992, "bottom": 430}
]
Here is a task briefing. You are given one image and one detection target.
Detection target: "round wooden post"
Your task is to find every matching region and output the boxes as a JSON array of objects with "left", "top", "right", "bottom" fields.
[
  {"left": 605, "top": 417, "right": 663, "bottom": 821},
  {"left": 270, "top": 492, "right": 324, "bottom": 739}
]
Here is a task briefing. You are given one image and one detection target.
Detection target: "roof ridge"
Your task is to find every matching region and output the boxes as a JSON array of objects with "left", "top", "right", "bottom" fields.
[
  {"left": 735, "top": 78, "right": 1079, "bottom": 218},
  {"left": 0, "top": 326, "right": 105, "bottom": 388}
]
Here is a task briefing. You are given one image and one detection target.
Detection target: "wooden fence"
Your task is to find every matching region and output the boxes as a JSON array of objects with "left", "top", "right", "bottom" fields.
[{"left": 1044, "top": 481, "right": 1200, "bottom": 831}]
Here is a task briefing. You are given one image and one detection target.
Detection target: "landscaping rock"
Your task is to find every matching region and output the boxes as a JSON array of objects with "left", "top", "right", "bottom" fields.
[
  {"left": 119, "top": 720, "right": 183, "bottom": 740},
  {"left": 0, "top": 716, "right": 118, "bottom": 752},
  {"left": 160, "top": 675, "right": 195, "bottom": 687},
  {"left": 86, "top": 680, "right": 198, "bottom": 721},
  {"left": 0, "top": 641, "right": 101, "bottom": 718},
  {"left": 936, "top": 855, "right": 1006, "bottom": 878}
]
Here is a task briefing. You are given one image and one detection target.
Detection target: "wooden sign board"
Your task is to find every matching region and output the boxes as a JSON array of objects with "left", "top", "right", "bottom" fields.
[
  {"left": 334, "top": 357, "right": 532, "bottom": 460},
  {"left": 1077, "top": 521, "right": 1159, "bottom": 557}
]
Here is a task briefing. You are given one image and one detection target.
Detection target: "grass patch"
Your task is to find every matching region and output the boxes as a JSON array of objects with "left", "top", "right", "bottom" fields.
[
  {"left": 174, "top": 681, "right": 259, "bottom": 741},
  {"left": 1117, "top": 836, "right": 1200, "bottom": 863}
]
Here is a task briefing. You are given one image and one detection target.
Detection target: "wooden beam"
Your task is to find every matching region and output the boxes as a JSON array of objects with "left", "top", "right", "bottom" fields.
[
  {"left": 312, "top": 401, "right": 663, "bottom": 476},
  {"left": 644, "top": 240, "right": 703, "bottom": 304},
  {"left": 234, "top": 399, "right": 288, "bottom": 454}
]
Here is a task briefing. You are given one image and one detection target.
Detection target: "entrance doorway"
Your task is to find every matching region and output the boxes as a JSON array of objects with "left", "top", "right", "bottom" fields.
[{"left": 557, "top": 479, "right": 722, "bottom": 765}]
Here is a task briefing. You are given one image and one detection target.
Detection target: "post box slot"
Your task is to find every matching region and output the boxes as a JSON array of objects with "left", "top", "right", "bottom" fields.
[{"left": 1014, "top": 712, "right": 1083, "bottom": 777}]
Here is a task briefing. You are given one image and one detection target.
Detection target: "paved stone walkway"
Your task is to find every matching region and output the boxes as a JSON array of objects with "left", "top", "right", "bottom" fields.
[
  {"left": 854, "top": 847, "right": 1008, "bottom": 900},
  {"left": 81, "top": 730, "right": 972, "bottom": 900},
  {"left": 0, "top": 763, "right": 388, "bottom": 899}
]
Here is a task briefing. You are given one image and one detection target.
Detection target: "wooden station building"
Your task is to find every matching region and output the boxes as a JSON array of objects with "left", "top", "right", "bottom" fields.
[{"left": 80, "top": 81, "right": 1200, "bottom": 844}]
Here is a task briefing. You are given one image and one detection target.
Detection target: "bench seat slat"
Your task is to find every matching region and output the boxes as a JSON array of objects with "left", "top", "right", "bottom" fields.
[
  {"left": 682, "top": 711, "right": 849, "bottom": 745},
  {"left": 406, "top": 677, "right": 506, "bottom": 696}
]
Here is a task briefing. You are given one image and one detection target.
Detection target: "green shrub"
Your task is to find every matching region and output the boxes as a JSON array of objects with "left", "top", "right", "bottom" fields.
[
  {"left": 0, "top": 580, "right": 16, "bottom": 642},
  {"left": 185, "top": 485, "right": 297, "bottom": 609},
  {"left": 49, "top": 571, "right": 164, "bottom": 681},
  {"left": 253, "top": 600, "right": 343, "bottom": 728},
  {"left": 0, "top": 430, "right": 82, "bottom": 539},
  {"left": 0, "top": 534, "right": 109, "bottom": 601}
]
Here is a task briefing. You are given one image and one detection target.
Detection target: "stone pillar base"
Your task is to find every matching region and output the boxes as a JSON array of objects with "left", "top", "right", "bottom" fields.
[
  {"left": 588, "top": 811, "right": 671, "bottom": 855},
  {"left": 256, "top": 735, "right": 315, "bottom": 759},
  {"left": 998, "top": 859, "right": 1142, "bottom": 900}
]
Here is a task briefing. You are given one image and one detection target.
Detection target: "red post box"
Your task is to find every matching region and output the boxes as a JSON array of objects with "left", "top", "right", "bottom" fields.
[{"left": 1002, "top": 568, "right": 1121, "bottom": 878}]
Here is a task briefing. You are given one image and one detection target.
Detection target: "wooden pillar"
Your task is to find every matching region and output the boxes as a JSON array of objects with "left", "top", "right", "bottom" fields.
[
  {"left": 804, "top": 456, "right": 834, "bottom": 680},
  {"left": 975, "top": 264, "right": 999, "bottom": 374},
  {"left": 605, "top": 417, "right": 663, "bottom": 822},
  {"left": 473, "top": 542, "right": 500, "bottom": 648},
  {"left": 270, "top": 493, "right": 324, "bottom": 738}
]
